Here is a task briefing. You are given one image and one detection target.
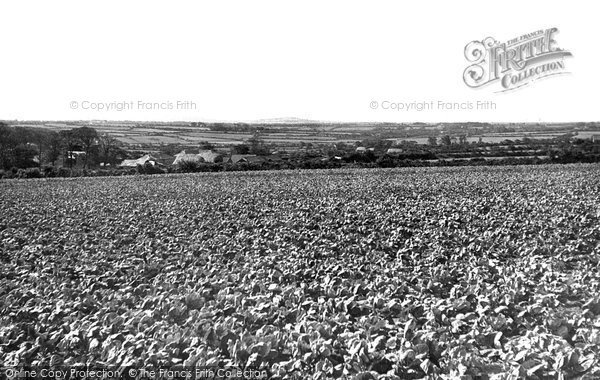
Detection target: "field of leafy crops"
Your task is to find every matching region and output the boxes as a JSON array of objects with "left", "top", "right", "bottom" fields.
[{"left": 1, "top": 165, "right": 600, "bottom": 379}]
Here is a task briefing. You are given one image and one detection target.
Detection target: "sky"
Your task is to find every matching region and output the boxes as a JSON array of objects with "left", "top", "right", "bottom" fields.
[{"left": 0, "top": 1, "right": 597, "bottom": 123}]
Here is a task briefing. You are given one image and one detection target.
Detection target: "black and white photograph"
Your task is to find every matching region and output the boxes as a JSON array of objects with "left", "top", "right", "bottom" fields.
[{"left": 1, "top": 1, "right": 599, "bottom": 379}]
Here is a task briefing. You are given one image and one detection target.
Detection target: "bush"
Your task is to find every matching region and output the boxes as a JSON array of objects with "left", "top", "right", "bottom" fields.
[
  {"left": 146, "top": 165, "right": 165, "bottom": 175},
  {"left": 57, "top": 167, "right": 71, "bottom": 177},
  {"left": 43, "top": 166, "right": 57, "bottom": 178},
  {"left": 25, "top": 167, "right": 42, "bottom": 178},
  {"left": 15, "top": 167, "right": 42, "bottom": 179},
  {"left": 177, "top": 160, "right": 200, "bottom": 173},
  {"left": 1, "top": 168, "right": 19, "bottom": 179},
  {"left": 376, "top": 155, "right": 398, "bottom": 168},
  {"left": 96, "top": 169, "right": 114, "bottom": 177},
  {"left": 137, "top": 163, "right": 165, "bottom": 175}
]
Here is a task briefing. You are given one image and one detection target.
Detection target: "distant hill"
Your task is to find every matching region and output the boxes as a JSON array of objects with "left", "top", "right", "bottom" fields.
[{"left": 249, "top": 117, "right": 324, "bottom": 124}]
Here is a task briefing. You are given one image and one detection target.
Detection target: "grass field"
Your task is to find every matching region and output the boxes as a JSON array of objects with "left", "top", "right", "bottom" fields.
[{"left": 1, "top": 165, "right": 600, "bottom": 379}]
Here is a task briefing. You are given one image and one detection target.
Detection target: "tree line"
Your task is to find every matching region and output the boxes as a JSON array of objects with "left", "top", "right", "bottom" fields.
[{"left": 0, "top": 123, "right": 124, "bottom": 170}]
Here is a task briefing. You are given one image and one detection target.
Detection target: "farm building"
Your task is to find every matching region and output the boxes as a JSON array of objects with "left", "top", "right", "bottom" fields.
[
  {"left": 67, "top": 151, "right": 87, "bottom": 159},
  {"left": 119, "top": 155, "right": 158, "bottom": 167},
  {"left": 198, "top": 150, "right": 221, "bottom": 163},
  {"left": 172, "top": 150, "right": 222, "bottom": 166},
  {"left": 356, "top": 146, "right": 367, "bottom": 153},
  {"left": 266, "top": 154, "right": 284, "bottom": 162},
  {"left": 244, "top": 156, "right": 266, "bottom": 164},
  {"left": 386, "top": 148, "right": 404, "bottom": 155},
  {"left": 172, "top": 151, "right": 200, "bottom": 166}
]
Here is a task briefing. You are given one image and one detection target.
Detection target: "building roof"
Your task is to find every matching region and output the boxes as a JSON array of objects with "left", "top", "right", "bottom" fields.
[
  {"left": 120, "top": 154, "right": 157, "bottom": 167},
  {"left": 386, "top": 148, "right": 404, "bottom": 154},
  {"left": 197, "top": 150, "right": 221, "bottom": 163},
  {"left": 173, "top": 150, "right": 221, "bottom": 165},
  {"left": 173, "top": 151, "right": 201, "bottom": 165},
  {"left": 229, "top": 154, "right": 257, "bottom": 164},
  {"left": 67, "top": 151, "right": 87, "bottom": 156},
  {"left": 120, "top": 159, "right": 138, "bottom": 167},
  {"left": 244, "top": 156, "right": 265, "bottom": 164}
]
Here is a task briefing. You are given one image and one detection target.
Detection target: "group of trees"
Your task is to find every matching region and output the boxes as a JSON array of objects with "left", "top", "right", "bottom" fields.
[
  {"left": 231, "top": 132, "right": 272, "bottom": 155},
  {"left": 0, "top": 123, "right": 124, "bottom": 170},
  {"left": 427, "top": 135, "right": 468, "bottom": 146},
  {"left": 0, "top": 123, "right": 53, "bottom": 169}
]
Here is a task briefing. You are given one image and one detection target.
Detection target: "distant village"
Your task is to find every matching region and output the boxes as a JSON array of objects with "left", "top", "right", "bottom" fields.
[{"left": 1, "top": 121, "right": 600, "bottom": 178}]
